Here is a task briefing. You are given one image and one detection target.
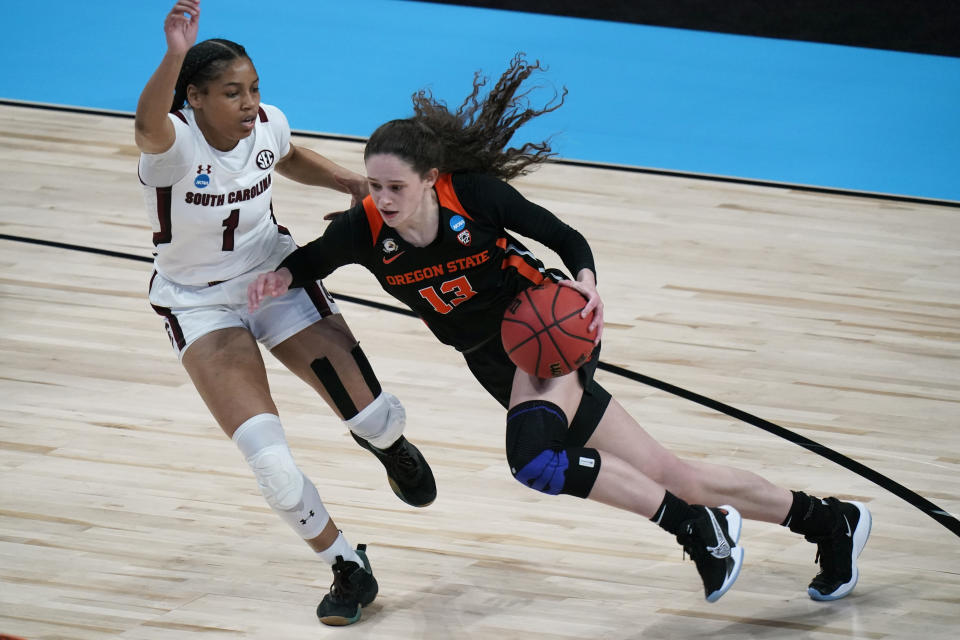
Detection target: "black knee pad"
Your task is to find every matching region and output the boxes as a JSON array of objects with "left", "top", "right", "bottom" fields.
[{"left": 505, "top": 400, "right": 602, "bottom": 498}]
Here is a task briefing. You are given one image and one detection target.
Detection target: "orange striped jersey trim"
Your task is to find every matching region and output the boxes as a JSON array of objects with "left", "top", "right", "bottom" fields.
[
  {"left": 362, "top": 195, "right": 383, "bottom": 246},
  {"left": 497, "top": 237, "right": 545, "bottom": 285},
  {"left": 435, "top": 174, "right": 471, "bottom": 220}
]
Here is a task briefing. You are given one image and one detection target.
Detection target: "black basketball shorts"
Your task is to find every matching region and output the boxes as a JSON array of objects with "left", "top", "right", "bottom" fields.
[{"left": 462, "top": 336, "right": 612, "bottom": 447}]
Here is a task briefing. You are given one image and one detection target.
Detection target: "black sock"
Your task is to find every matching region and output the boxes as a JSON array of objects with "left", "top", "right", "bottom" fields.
[
  {"left": 782, "top": 490, "right": 834, "bottom": 537},
  {"left": 651, "top": 491, "right": 700, "bottom": 536}
]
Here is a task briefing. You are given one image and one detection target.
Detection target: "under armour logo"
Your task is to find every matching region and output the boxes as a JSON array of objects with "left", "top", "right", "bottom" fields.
[
  {"left": 197, "top": 164, "right": 212, "bottom": 175},
  {"left": 299, "top": 510, "right": 315, "bottom": 525}
]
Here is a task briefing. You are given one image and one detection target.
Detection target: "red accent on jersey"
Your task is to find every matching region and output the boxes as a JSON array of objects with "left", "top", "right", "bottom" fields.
[
  {"left": 172, "top": 110, "right": 187, "bottom": 124},
  {"left": 269, "top": 201, "right": 291, "bottom": 236},
  {"left": 435, "top": 174, "right": 471, "bottom": 219},
  {"left": 152, "top": 186, "right": 173, "bottom": 246},
  {"left": 362, "top": 196, "right": 384, "bottom": 246},
  {"left": 361, "top": 174, "right": 470, "bottom": 249},
  {"left": 258, "top": 106, "right": 269, "bottom": 122}
]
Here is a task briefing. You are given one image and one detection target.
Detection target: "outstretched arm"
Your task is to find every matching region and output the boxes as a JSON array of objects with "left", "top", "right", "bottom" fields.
[
  {"left": 276, "top": 143, "right": 370, "bottom": 206},
  {"left": 134, "top": 0, "right": 200, "bottom": 154},
  {"left": 248, "top": 208, "right": 366, "bottom": 311}
]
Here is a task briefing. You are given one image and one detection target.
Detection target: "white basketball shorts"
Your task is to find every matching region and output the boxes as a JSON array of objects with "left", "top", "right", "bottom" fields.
[{"left": 148, "top": 234, "right": 340, "bottom": 361}]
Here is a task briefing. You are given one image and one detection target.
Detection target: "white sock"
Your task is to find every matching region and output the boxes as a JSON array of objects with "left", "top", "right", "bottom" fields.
[{"left": 317, "top": 531, "right": 362, "bottom": 566}]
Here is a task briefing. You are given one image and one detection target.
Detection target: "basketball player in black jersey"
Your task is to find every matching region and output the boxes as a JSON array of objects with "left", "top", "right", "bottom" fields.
[{"left": 249, "top": 54, "right": 871, "bottom": 605}]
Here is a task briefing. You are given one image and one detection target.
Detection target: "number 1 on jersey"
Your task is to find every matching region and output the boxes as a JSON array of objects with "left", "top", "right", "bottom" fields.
[
  {"left": 221, "top": 208, "right": 240, "bottom": 251},
  {"left": 418, "top": 275, "right": 477, "bottom": 314}
]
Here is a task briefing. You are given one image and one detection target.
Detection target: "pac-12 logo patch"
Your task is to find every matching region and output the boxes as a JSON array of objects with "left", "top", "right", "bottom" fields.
[
  {"left": 457, "top": 229, "right": 472, "bottom": 246},
  {"left": 256, "top": 149, "right": 275, "bottom": 169},
  {"left": 449, "top": 215, "right": 466, "bottom": 232}
]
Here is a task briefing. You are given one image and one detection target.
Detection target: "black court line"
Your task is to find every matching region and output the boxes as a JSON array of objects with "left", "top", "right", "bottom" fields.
[
  {"left": 3, "top": 231, "right": 958, "bottom": 539},
  {"left": 3, "top": 98, "right": 958, "bottom": 209},
  {"left": 598, "top": 362, "right": 960, "bottom": 539}
]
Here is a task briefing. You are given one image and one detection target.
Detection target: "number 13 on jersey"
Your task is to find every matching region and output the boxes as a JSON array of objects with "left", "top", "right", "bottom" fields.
[{"left": 418, "top": 275, "right": 477, "bottom": 314}]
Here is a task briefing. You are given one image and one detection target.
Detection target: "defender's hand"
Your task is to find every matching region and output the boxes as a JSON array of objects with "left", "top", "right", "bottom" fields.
[{"left": 248, "top": 268, "right": 293, "bottom": 311}]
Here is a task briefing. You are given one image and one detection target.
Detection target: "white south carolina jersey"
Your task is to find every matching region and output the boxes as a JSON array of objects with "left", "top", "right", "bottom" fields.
[{"left": 139, "top": 103, "right": 292, "bottom": 286}]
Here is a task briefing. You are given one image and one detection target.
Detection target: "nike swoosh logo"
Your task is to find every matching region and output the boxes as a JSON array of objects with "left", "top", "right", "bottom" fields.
[
  {"left": 382, "top": 252, "right": 405, "bottom": 264},
  {"left": 844, "top": 514, "right": 852, "bottom": 538},
  {"left": 653, "top": 505, "right": 666, "bottom": 526},
  {"left": 706, "top": 509, "right": 731, "bottom": 559}
]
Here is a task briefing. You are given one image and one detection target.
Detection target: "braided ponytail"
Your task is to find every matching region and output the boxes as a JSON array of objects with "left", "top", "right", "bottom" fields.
[{"left": 170, "top": 39, "right": 250, "bottom": 112}]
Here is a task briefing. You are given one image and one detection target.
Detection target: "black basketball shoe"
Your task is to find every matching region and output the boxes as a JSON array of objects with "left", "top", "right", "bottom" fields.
[
  {"left": 676, "top": 504, "right": 744, "bottom": 602},
  {"left": 806, "top": 498, "right": 871, "bottom": 601},
  {"left": 351, "top": 432, "right": 437, "bottom": 507},
  {"left": 316, "top": 544, "right": 379, "bottom": 626}
]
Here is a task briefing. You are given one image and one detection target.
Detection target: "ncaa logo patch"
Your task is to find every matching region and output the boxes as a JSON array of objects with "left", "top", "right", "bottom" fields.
[
  {"left": 256, "top": 149, "right": 275, "bottom": 170},
  {"left": 449, "top": 215, "right": 466, "bottom": 232},
  {"left": 194, "top": 174, "right": 210, "bottom": 188}
]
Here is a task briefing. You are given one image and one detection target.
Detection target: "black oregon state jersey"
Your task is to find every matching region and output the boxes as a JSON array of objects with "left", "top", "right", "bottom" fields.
[{"left": 281, "top": 172, "right": 595, "bottom": 351}]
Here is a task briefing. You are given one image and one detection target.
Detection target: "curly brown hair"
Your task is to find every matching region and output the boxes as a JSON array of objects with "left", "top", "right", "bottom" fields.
[{"left": 364, "top": 53, "right": 567, "bottom": 181}]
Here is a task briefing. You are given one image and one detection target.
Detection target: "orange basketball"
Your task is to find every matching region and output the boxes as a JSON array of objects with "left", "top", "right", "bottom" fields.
[{"left": 501, "top": 281, "right": 596, "bottom": 378}]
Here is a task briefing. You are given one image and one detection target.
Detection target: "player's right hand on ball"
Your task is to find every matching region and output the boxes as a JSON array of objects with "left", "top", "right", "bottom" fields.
[{"left": 248, "top": 268, "right": 293, "bottom": 311}]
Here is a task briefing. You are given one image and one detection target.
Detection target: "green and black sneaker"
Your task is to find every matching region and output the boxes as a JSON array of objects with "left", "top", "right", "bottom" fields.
[{"left": 316, "top": 544, "right": 379, "bottom": 626}]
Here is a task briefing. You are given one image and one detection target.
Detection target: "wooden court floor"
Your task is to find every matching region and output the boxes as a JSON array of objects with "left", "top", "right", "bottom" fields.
[{"left": 1, "top": 104, "right": 958, "bottom": 639}]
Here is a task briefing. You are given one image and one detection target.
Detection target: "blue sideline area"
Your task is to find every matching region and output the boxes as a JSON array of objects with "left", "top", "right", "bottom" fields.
[{"left": 2, "top": 0, "right": 957, "bottom": 201}]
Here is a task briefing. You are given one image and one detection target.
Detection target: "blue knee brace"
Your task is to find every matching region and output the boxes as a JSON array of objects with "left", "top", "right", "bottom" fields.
[{"left": 505, "top": 400, "right": 602, "bottom": 498}]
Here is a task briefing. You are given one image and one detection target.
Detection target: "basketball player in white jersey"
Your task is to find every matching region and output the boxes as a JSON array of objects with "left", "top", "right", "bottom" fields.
[{"left": 134, "top": 1, "right": 434, "bottom": 625}]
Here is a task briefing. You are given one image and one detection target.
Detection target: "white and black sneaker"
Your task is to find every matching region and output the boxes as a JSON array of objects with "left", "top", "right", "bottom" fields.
[
  {"left": 806, "top": 499, "right": 871, "bottom": 601},
  {"left": 676, "top": 505, "right": 744, "bottom": 603}
]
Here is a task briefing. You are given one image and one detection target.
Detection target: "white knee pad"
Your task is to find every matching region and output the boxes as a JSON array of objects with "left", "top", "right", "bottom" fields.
[
  {"left": 345, "top": 391, "right": 405, "bottom": 449},
  {"left": 232, "top": 414, "right": 330, "bottom": 539},
  {"left": 246, "top": 445, "right": 304, "bottom": 511}
]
